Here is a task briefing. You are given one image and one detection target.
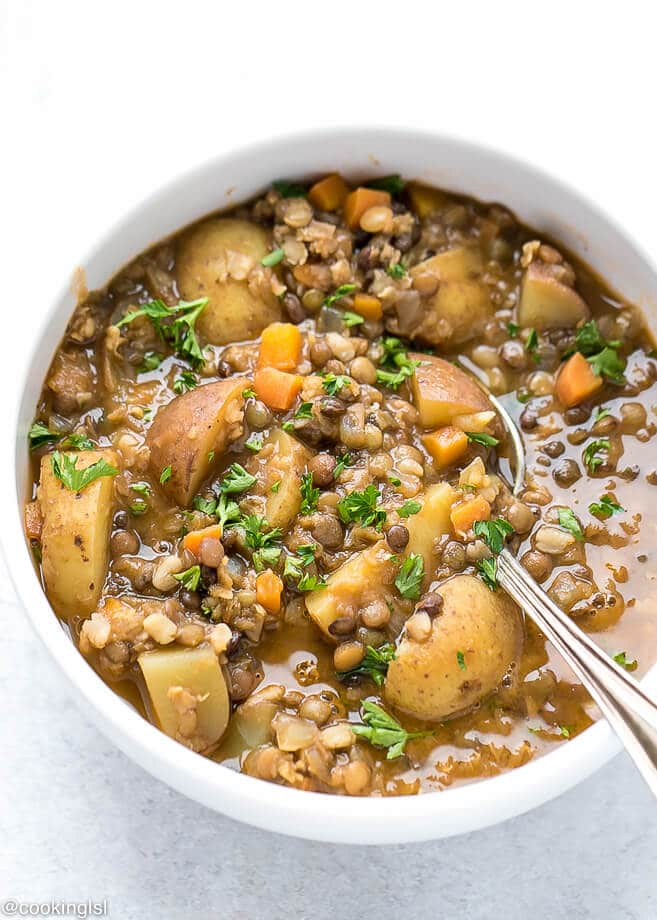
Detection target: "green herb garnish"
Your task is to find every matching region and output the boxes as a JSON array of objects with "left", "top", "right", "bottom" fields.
[
  {"left": 525, "top": 328, "right": 540, "bottom": 362},
  {"left": 297, "top": 572, "right": 327, "bottom": 591},
  {"left": 613, "top": 651, "right": 638, "bottom": 672},
  {"left": 338, "top": 485, "right": 386, "bottom": 530},
  {"left": 51, "top": 451, "right": 118, "bottom": 492},
  {"left": 28, "top": 422, "right": 58, "bottom": 450},
  {"left": 241, "top": 515, "right": 283, "bottom": 572},
  {"left": 300, "top": 472, "right": 320, "bottom": 515},
  {"left": 386, "top": 263, "right": 407, "bottom": 279},
  {"left": 130, "top": 482, "right": 151, "bottom": 496},
  {"left": 273, "top": 180, "right": 307, "bottom": 198},
  {"left": 333, "top": 451, "right": 352, "bottom": 479},
  {"left": 217, "top": 493, "right": 241, "bottom": 529},
  {"left": 322, "top": 373, "right": 351, "bottom": 396},
  {"left": 594, "top": 406, "right": 611, "bottom": 422},
  {"left": 242, "top": 387, "right": 256, "bottom": 399},
  {"left": 583, "top": 438, "right": 610, "bottom": 473},
  {"left": 261, "top": 248, "right": 285, "bottom": 267},
  {"left": 589, "top": 495, "right": 624, "bottom": 519},
  {"left": 557, "top": 507, "right": 584, "bottom": 541},
  {"left": 324, "top": 284, "right": 357, "bottom": 308},
  {"left": 456, "top": 650, "right": 466, "bottom": 671},
  {"left": 342, "top": 311, "right": 365, "bottom": 327},
  {"left": 352, "top": 700, "right": 432, "bottom": 759},
  {"left": 507, "top": 322, "right": 519, "bottom": 337},
  {"left": 476, "top": 557, "right": 498, "bottom": 591},
  {"left": 173, "top": 565, "right": 201, "bottom": 591},
  {"left": 398, "top": 500, "right": 422, "bottom": 518},
  {"left": 337, "top": 643, "right": 396, "bottom": 686},
  {"left": 567, "top": 320, "right": 626, "bottom": 383},
  {"left": 129, "top": 500, "right": 148, "bottom": 516},
  {"left": 465, "top": 432, "right": 500, "bottom": 447},
  {"left": 473, "top": 518, "right": 513, "bottom": 554},
  {"left": 365, "top": 174, "right": 405, "bottom": 195},
  {"left": 221, "top": 463, "right": 256, "bottom": 495},
  {"left": 376, "top": 337, "right": 420, "bottom": 390},
  {"left": 116, "top": 297, "right": 208, "bottom": 368},
  {"left": 173, "top": 370, "right": 198, "bottom": 394},
  {"left": 245, "top": 432, "right": 263, "bottom": 452},
  {"left": 193, "top": 495, "right": 218, "bottom": 516},
  {"left": 388, "top": 475, "right": 401, "bottom": 487},
  {"left": 140, "top": 351, "right": 162, "bottom": 372},
  {"left": 159, "top": 465, "right": 172, "bottom": 484},
  {"left": 294, "top": 402, "right": 314, "bottom": 419},
  {"left": 270, "top": 480, "right": 281, "bottom": 493},
  {"left": 395, "top": 553, "right": 424, "bottom": 600}
]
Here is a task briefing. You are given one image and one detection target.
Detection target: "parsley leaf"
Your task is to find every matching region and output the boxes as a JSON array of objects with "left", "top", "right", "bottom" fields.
[
  {"left": 242, "top": 387, "right": 256, "bottom": 399},
  {"left": 588, "top": 346, "right": 626, "bottom": 383},
  {"left": 324, "top": 284, "right": 357, "bottom": 308},
  {"left": 352, "top": 700, "right": 432, "bottom": 760},
  {"left": 270, "top": 480, "right": 281, "bottom": 493},
  {"left": 240, "top": 515, "right": 282, "bottom": 571},
  {"left": 465, "top": 432, "right": 500, "bottom": 447},
  {"left": 583, "top": 438, "right": 610, "bottom": 473},
  {"left": 297, "top": 572, "right": 326, "bottom": 591},
  {"left": 51, "top": 451, "right": 118, "bottom": 492},
  {"left": 507, "top": 322, "right": 519, "bottom": 337},
  {"left": 333, "top": 452, "right": 352, "bottom": 479},
  {"left": 116, "top": 298, "right": 208, "bottom": 369},
  {"left": 365, "top": 174, "right": 405, "bottom": 195},
  {"left": 283, "top": 543, "right": 317, "bottom": 580},
  {"left": 388, "top": 474, "right": 401, "bottom": 487},
  {"left": 476, "top": 557, "right": 498, "bottom": 590},
  {"left": 398, "top": 500, "right": 422, "bottom": 518},
  {"left": 589, "top": 495, "right": 624, "bottom": 519},
  {"left": 338, "top": 485, "right": 386, "bottom": 530},
  {"left": 294, "top": 402, "right": 314, "bottom": 419},
  {"left": 322, "top": 373, "right": 351, "bottom": 396},
  {"left": 130, "top": 482, "right": 151, "bottom": 496},
  {"left": 217, "top": 493, "right": 241, "bottom": 529},
  {"left": 557, "top": 507, "right": 584, "bottom": 541},
  {"left": 28, "top": 422, "right": 58, "bottom": 450},
  {"left": 567, "top": 320, "right": 625, "bottom": 383},
  {"left": 613, "top": 651, "right": 638, "bottom": 672},
  {"left": 160, "top": 465, "right": 172, "bottom": 484},
  {"left": 193, "top": 495, "right": 218, "bottom": 516},
  {"left": 173, "top": 369, "right": 198, "bottom": 394},
  {"left": 300, "top": 472, "right": 320, "bottom": 515},
  {"left": 342, "top": 310, "right": 365, "bottom": 327},
  {"left": 395, "top": 553, "right": 424, "bottom": 600},
  {"left": 337, "top": 643, "right": 396, "bottom": 686},
  {"left": 62, "top": 433, "right": 94, "bottom": 450},
  {"left": 220, "top": 463, "right": 256, "bottom": 495},
  {"left": 245, "top": 433, "right": 263, "bottom": 452},
  {"left": 386, "top": 263, "right": 407, "bottom": 279},
  {"left": 376, "top": 337, "right": 420, "bottom": 390},
  {"left": 594, "top": 406, "right": 611, "bottom": 422},
  {"left": 129, "top": 500, "right": 148, "bottom": 516},
  {"left": 456, "top": 650, "right": 466, "bottom": 671},
  {"left": 261, "top": 248, "right": 285, "bottom": 267},
  {"left": 473, "top": 518, "right": 513, "bottom": 554},
  {"left": 525, "top": 328, "right": 540, "bottom": 362},
  {"left": 273, "top": 180, "right": 307, "bottom": 198},
  {"left": 140, "top": 351, "right": 162, "bottom": 372},
  {"left": 173, "top": 565, "right": 201, "bottom": 591}
]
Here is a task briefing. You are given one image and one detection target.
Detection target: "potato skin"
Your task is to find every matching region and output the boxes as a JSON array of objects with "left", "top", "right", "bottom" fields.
[
  {"left": 385, "top": 575, "right": 523, "bottom": 721},
  {"left": 410, "top": 354, "right": 491, "bottom": 428},
  {"left": 147, "top": 378, "right": 245, "bottom": 506},
  {"left": 38, "top": 449, "right": 117, "bottom": 617},
  {"left": 177, "top": 218, "right": 282, "bottom": 345}
]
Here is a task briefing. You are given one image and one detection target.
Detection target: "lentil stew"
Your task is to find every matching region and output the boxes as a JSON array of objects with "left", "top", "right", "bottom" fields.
[{"left": 24, "top": 173, "right": 657, "bottom": 796}]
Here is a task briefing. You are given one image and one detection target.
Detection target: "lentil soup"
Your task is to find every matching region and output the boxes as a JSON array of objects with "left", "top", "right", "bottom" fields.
[{"left": 25, "top": 173, "right": 657, "bottom": 797}]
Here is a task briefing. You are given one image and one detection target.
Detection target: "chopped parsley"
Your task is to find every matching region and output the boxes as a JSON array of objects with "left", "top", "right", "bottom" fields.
[
  {"left": 365, "top": 174, "right": 405, "bottom": 195},
  {"left": 557, "top": 507, "right": 584, "bottom": 541},
  {"left": 465, "top": 432, "right": 500, "bottom": 447},
  {"left": 568, "top": 320, "right": 626, "bottom": 383},
  {"left": 337, "top": 643, "right": 396, "bottom": 686},
  {"left": 583, "top": 438, "right": 610, "bottom": 473},
  {"left": 140, "top": 351, "right": 162, "bottom": 372},
  {"left": 376, "top": 337, "right": 420, "bottom": 390},
  {"left": 507, "top": 322, "right": 519, "bottom": 337},
  {"left": 593, "top": 406, "right": 611, "bottom": 422},
  {"left": 217, "top": 493, "right": 241, "bottom": 529},
  {"left": 388, "top": 474, "right": 402, "bottom": 487},
  {"left": 294, "top": 402, "right": 314, "bottom": 419},
  {"left": 473, "top": 518, "right": 513, "bottom": 554},
  {"left": 116, "top": 297, "right": 208, "bottom": 369},
  {"left": 173, "top": 565, "right": 201, "bottom": 591},
  {"left": 588, "top": 347, "right": 625, "bottom": 383},
  {"left": 613, "top": 651, "right": 638, "bottom": 672},
  {"left": 338, "top": 485, "right": 386, "bottom": 530},
  {"left": 476, "top": 557, "right": 498, "bottom": 591},
  {"left": 324, "top": 284, "right": 357, "bottom": 308},
  {"left": 342, "top": 310, "right": 365, "bottom": 327},
  {"left": 129, "top": 500, "right": 148, "bottom": 516},
  {"left": 398, "top": 500, "right": 422, "bottom": 518},
  {"left": 62, "top": 433, "right": 94, "bottom": 450},
  {"left": 130, "top": 482, "right": 151, "bottom": 496},
  {"left": 159, "top": 465, "right": 172, "bottom": 484},
  {"left": 284, "top": 543, "right": 317, "bottom": 579},
  {"left": 173, "top": 370, "right": 198, "bottom": 394},
  {"left": 297, "top": 572, "right": 327, "bottom": 591},
  {"left": 272, "top": 180, "right": 307, "bottom": 198},
  {"left": 261, "top": 248, "right": 285, "bottom": 267},
  {"left": 352, "top": 700, "right": 432, "bottom": 760},
  {"left": 221, "top": 463, "right": 256, "bottom": 495},
  {"left": 333, "top": 451, "right": 352, "bottom": 479},
  {"left": 245, "top": 432, "right": 264, "bottom": 452},
  {"left": 395, "top": 553, "right": 424, "bottom": 600},
  {"left": 589, "top": 495, "right": 624, "bottom": 519},
  {"left": 525, "top": 328, "right": 540, "bottom": 362},
  {"left": 300, "top": 472, "right": 320, "bottom": 515},
  {"left": 29, "top": 422, "right": 59, "bottom": 449},
  {"left": 456, "top": 650, "right": 466, "bottom": 671},
  {"left": 242, "top": 387, "right": 256, "bottom": 399},
  {"left": 321, "top": 373, "right": 351, "bottom": 396},
  {"left": 282, "top": 421, "right": 295, "bottom": 433},
  {"left": 241, "top": 515, "right": 282, "bottom": 572},
  {"left": 193, "top": 495, "right": 218, "bottom": 516},
  {"left": 270, "top": 480, "right": 281, "bottom": 493},
  {"left": 386, "top": 263, "right": 407, "bottom": 279},
  {"left": 51, "top": 451, "right": 118, "bottom": 492}
]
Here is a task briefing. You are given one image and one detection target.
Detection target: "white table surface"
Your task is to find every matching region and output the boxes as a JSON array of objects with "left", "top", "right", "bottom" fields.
[{"left": 2, "top": 2, "right": 657, "bottom": 916}]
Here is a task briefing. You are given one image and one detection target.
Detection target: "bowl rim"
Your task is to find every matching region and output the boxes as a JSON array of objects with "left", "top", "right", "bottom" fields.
[{"left": 5, "top": 125, "right": 657, "bottom": 844}]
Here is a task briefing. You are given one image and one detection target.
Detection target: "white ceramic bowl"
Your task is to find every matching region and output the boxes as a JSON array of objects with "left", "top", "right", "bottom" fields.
[{"left": 3, "top": 129, "right": 657, "bottom": 844}]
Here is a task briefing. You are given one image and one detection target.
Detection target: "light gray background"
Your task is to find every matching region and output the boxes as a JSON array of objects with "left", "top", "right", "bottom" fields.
[{"left": 3, "top": 2, "right": 657, "bottom": 917}]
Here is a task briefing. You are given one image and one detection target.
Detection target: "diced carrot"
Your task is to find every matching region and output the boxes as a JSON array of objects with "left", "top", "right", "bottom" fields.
[
  {"left": 256, "top": 569, "right": 283, "bottom": 614},
  {"left": 24, "top": 500, "right": 43, "bottom": 540},
  {"left": 423, "top": 426, "right": 469, "bottom": 469},
  {"left": 450, "top": 494, "right": 491, "bottom": 535},
  {"left": 352, "top": 293, "right": 383, "bottom": 321},
  {"left": 258, "top": 322, "right": 303, "bottom": 372},
  {"left": 254, "top": 366, "right": 302, "bottom": 411},
  {"left": 343, "top": 187, "right": 391, "bottom": 230},
  {"left": 308, "top": 173, "right": 349, "bottom": 211},
  {"left": 183, "top": 524, "right": 223, "bottom": 559},
  {"left": 555, "top": 352, "right": 603, "bottom": 408}
]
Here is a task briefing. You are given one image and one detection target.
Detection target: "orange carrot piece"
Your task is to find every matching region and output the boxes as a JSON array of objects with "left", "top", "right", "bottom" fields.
[
  {"left": 343, "top": 187, "right": 391, "bottom": 230},
  {"left": 450, "top": 494, "right": 491, "bottom": 535},
  {"left": 258, "top": 322, "right": 303, "bottom": 372},
  {"left": 308, "top": 173, "right": 349, "bottom": 211},
  {"left": 423, "top": 426, "right": 469, "bottom": 469},
  {"left": 555, "top": 352, "right": 603, "bottom": 408},
  {"left": 256, "top": 569, "right": 284, "bottom": 614},
  {"left": 254, "top": 366, "right": 302, "bottom": 411},
  {"left": 352, "top": 293, "right": 383, "bottom": 321},
  {"left": 183, "top": 524, "right": 223, "bottom": 559}
]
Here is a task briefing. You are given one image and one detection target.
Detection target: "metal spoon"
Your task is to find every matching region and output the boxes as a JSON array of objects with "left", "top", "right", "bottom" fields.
[{"left": 483, "top": 385, "right": 657, "bottom": 796}]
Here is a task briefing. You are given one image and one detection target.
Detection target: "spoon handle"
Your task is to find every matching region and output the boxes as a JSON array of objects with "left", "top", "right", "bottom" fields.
[{"left": 497, "top": 548, "right": 657, "bottom": 796}]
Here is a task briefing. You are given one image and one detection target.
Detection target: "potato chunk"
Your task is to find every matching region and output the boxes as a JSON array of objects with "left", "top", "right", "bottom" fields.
[
  {"left": 177, "top": 218, "right": 282, "bottom": 345},
  {"left": 305, "top": 541, "right": 396, "bottom": 640},
  {"left": 250, "top": 429, "right": 311, "bottom": 529},
  {"left": 410, "top": 354, "right": 491, "bottom": 428},
  {"left": 518, "top": 262, "right": 589, "bottom": 330},
  {"left": 139, "top": 644, "right": 230, "bottom": 752},
  {"left": 409, "top": 247, "right": 492, "bottom": 347},
  {"left": 38, "top": 449, "right": 117, "bottom": 617},
  {"left": 147, "top": 379, "right": 245, "bottom": 506},
  {"left": 404, "top": 482, "right": 456, "bottom": 573},
  {"left": 385, "top": 575, "right": 523, "bottom": 721}
]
